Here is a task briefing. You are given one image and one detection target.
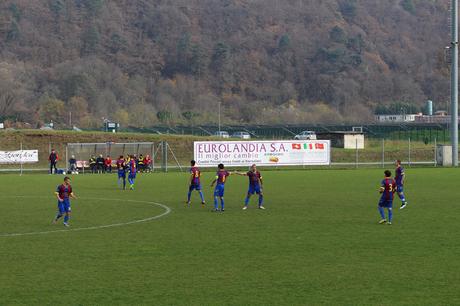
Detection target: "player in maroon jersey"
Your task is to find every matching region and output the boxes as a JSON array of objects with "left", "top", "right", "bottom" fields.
[
  {"left": 378, "top": 170, "right": 396, "bottom": 225},
  {"left": 236, "top": 164, "right": 265, "bottom": 210},
  {"left": 186, "top": 160, "right": 206, "bottom": 207},
  {"left": 52, "top": 176, "right": 77, "bottom": 227},
  {"left": 210, "top": 164, "right": 232, "bottom": 212}
]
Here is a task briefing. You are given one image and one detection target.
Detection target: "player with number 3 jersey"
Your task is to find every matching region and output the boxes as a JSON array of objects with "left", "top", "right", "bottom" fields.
[
  {"left": 377, "top": 170, "right": 396, "bottom": 225},
  {"left": 186, "top": 160, "right": 205, "bottom": 207}
]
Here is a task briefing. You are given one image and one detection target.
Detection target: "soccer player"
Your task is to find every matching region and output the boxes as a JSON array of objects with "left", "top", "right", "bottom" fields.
[
  {"left": 210, "top": 163, "right": 232, "bottom": 212},
  {"left": 395, "top": 160, "right": 408, "bottom": 209},
  {"left": 377, "top": 170, "right": 396, "bottom": 225},
  {"left": 53, "top": 176, "right": 76, "bottom": 227},
  {"left": 186, "top": 160, "right": 205, "bottom": 207},
  {"left": 236, "top": 164, "right": 265, "bottom": 210},
  {"left": 116, "top": 155, "right": 127, "bottom": 190},
  {"left": 127, "top": 155, "right": 137, "bottom": 190}
]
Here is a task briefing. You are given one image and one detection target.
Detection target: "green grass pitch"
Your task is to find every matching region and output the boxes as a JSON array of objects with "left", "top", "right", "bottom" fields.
[{"left": 1, "top": 168, "right": 460, "bottom": 305}]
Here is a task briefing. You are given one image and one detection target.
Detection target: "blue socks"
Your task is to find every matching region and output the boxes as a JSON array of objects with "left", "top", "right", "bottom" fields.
[
  {"left": 378, "top": 207, "right": 393, "bottom": 222},
  {"left": 378, "top": 207, "right": 385, "bottom": 220},
  {"left": 64, "top": 215, "right": 69, "bottom": 223},
  {"left": 188, "top": 191, "right": 205, "bottom": 203},
  {"left": 214, "top": 197, "right": 224, "bottom": 210},
  {"left": 119, "top": 178, "right": 126, "bottom": 189},
  {"left": 258, "top": 195, "right": 264, "bottom": 206},
  {"left": 244, "top": 195, "right": 250, "bottom": 206},
  {"left": 245, "top": 195, "right": 264, "bottom": 207},
  {"left": 399, "top": 193, "right": 406, "bottom": 203}
]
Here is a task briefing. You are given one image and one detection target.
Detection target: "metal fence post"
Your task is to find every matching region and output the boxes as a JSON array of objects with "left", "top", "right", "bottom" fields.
[
  {"left": 151, "top": 143, "right": 155, "bottom": 173},
  {"left": 408, "top": 137, "right": 411, "bottom": 167},
  {"left": 434, "top": 137, "right": 437, "bottom": 167},
  {"left": 382, "top": 138, "right": 385, "bottom": 168},
  {"left": 20, "top": 142, "right": 23, "bottom": 176},
  {"left": 355, "top": 138, "right": 358, "bottom": 169},
  {"left": 162, "top": 141, "right": 168, "bottom": 172},
  {"left": 65, "top": 144, "right": 68, "bottom": 173}
]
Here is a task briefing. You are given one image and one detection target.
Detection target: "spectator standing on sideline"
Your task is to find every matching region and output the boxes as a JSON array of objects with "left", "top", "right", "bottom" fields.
[
  {"left": 49, "top": 149, "right": 59, "bottom": 174},
  {"left": 96, "top": 154, "right": 105, "bottom": 173}
]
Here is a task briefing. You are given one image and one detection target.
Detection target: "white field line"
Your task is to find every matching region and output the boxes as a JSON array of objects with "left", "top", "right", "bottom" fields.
[{"left": 0, "top": 196, "right": 172, "bottom": 237}]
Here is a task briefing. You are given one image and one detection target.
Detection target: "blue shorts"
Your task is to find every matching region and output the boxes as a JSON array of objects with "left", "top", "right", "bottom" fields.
[
  {"left": 378, "top": 198, "right": 393, "bottom": 208},
  {"left": 129, "top": 173, "right": 136, "bottom": 179},
  {"left": 58, "top": 199, "right": 71, "bottom": 214},
  {"left": 214, "top": 184, "right": 225, "bottom": 197},
  {"left": 189, "top": 184, "right": 202, "bottom": 191},
  {"left": 396, "top": 185, "right": 404, "bottom": 193},
  {"left": 118, "top": 171, "right": 126, "bottom": 178},
  {"left": 248, "top": 184, "right": 261, "bottom": 195}
]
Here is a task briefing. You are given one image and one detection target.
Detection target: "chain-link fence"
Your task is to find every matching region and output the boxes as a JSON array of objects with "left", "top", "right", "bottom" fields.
[{"left": 0, "top": 137, "right": 450, "bottom": 173}]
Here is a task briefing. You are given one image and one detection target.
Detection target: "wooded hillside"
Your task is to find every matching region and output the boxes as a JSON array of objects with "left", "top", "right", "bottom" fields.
[{"left": 0, "top": 0, "right": 451, "bottom": 128}]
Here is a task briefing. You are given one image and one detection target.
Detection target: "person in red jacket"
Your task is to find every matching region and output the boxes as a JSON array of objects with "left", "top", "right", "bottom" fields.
[
  {"left": 144, "top": 154, "right": 152, "bottom": 172},
  {"left": 49, "top": 149, "right": 59, "bottom": 174},
  {"left": 105, "top": 155, "right": 112, "bottom": 173}
]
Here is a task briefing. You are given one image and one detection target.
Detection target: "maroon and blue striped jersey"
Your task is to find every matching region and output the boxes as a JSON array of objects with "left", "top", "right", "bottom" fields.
[
  {"left": 190, "top": 167, "right": 201, "bottom": 185},
  {"left": 116, "top": 158, "right": 126, "bottom": 171},
  {"left": 380, "top": 178, "right": 396, "bottom": 201},
  {"left": 128, "top": 159, "right": 136, "bottom": 174},
  {"left": 395, "top": 166, "right": 404, "bottom": 186},
  {"left": 216, "top": 170, "right": 230, "bottom": 185},
  {"left": 56, "top": 184, "right": 72, "bottom": 199},
  {"left": 247, "top": 171, "right": 262, "bottom": 186}
]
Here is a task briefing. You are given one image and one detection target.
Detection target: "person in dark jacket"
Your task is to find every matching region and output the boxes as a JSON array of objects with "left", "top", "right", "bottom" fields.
[
  {"left": 89, "top": 155, "right": 97, "bottom": 173},
  {"left": 49, "top": 149, "right": 59, "bottom": 174},
  {"left": 96, "top": 154, "right": 105, "bottom": 173}
]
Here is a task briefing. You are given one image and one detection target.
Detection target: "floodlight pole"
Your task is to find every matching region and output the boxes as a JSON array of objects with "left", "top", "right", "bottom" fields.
[{"left": 452, "top": 0, "right": 459, "bottom": 166}]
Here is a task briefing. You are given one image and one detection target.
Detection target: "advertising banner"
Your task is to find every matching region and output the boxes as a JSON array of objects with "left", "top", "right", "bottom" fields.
[
  {"left": 194, "top": 140, "right": 330, "bottom": 167},
  {"left": 0, "top": 150, "right": 39, "bottom": 164}
]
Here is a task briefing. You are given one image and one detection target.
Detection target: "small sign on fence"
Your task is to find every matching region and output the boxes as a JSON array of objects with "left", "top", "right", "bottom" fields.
[{"left": 0, "top": 150, "right": 39, "bottom": 164}]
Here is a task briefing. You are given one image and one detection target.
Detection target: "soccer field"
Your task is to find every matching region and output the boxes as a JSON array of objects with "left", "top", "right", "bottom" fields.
[{"left": 1, "top": 168, "right": 459, "bottom": 305}]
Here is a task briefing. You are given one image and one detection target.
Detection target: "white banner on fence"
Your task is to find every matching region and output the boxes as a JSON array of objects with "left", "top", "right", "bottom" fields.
[
  {"left": 0, "top": 150, "right": 39, "bottom": 164},
  {"left": 194, "top": 140, "right": 331, "bottom": 167}
]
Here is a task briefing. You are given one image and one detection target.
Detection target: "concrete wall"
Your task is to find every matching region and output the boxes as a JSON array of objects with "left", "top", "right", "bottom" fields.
[{"left": 436, "top": 145, "right": 452, "bottom": 166}]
